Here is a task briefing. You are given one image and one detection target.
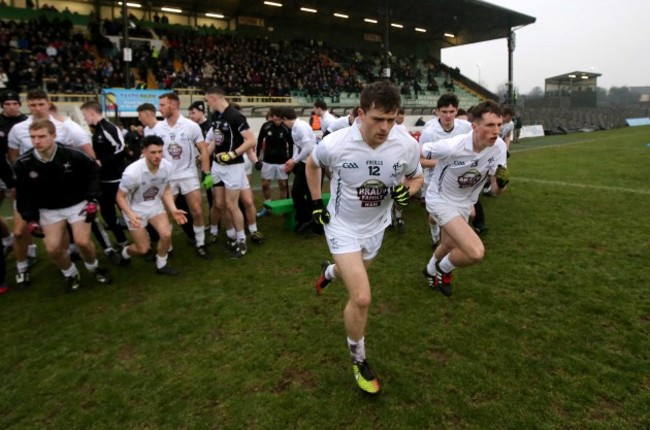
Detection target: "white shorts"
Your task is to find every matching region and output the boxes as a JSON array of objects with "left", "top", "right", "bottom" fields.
[
  {"left": 40, "top": 201, "right": 87, "bottom": 226},
  {"left": 244, "top": 156, "right": 252, "bottom": 175},
  {"left": 211, "top": 163, "right": 247, "bottom": 190},
  {"left": 170, "top": 176, "right": 200, "bottom": 196},
  {"left": 324, "top": 226, "right": 385, "bottom": 261},
  {"left": 261, "top": 163, "right": 288, "bottom": 181},
  {"left": 123, "top": 202, "right": 166, "bottom": 230},
  {"left": 427, "top": 200, "right": 471, "bottom": 226}
]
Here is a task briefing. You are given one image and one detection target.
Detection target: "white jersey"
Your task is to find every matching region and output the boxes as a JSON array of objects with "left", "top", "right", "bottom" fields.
[
  {"left": 320, "top": 111, "right": 336, "bottom": 134},
  {"left": 422, "top": 131, "right": 507, "bottom": 207},
  {"left": 419, "top": 118, "right": 472, "bottom": 184},
  {"left": 326, "top": 115, "right": 354, "bottom": 134},
  {"left": 8, "top": 114, "right": 90, "bottom": 155},
  {"left": 312, "top": 123, "right": 423, "bottom": 237},
  {"left": 143, "top": 124, "right": 156, "bottom": 137},
  {"left": 149, "top": 115, "right": 204, "bottom": 180},
  {"left": 290, "top": 118, "right": 316, "bottom": 164},
  {"left": 119, "top": 158, "right": 173, "bottom": 212}
]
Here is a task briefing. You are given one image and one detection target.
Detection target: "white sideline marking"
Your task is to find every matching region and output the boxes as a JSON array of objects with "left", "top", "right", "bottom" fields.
[{"left": 514, "top": 177, "right": 650, "bottom": 195}]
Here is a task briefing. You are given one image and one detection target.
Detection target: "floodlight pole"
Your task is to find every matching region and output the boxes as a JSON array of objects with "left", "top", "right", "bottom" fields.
[
  {"left": 122, "top": 1, "right": 131, "bottom": 89},
  {"left": 383, "top": 2, "right": 391, "bottom": 80},
  {"left": 507, "top": 29, "right": 515, "bottom": 104}
]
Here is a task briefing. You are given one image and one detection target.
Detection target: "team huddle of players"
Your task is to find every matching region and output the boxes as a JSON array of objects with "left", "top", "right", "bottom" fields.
[{"left": 0, "top": 82, "right": 512, "bottom": 396}]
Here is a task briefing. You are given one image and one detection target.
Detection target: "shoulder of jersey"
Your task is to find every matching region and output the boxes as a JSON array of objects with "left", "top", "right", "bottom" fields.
[{"left": 15, "top": 148, "right": 35, "bottom": 163}]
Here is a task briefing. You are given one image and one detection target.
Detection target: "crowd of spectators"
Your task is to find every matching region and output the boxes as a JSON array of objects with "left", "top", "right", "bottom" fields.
[
  {"left": 0, "top": 16, "right": 129, "bottom": 94},
  {"left": 150, "top": 28, "right": 365, "bottom": 98},
  {"left": 0, "top": 13, "right": 461, "bottom": 100}
]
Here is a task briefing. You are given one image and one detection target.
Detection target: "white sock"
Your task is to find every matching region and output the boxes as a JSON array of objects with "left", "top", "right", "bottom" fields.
[
  {"left": 325, "top": 263, "right": 336, "bottom": 281},
  {"left": 61, "top": 264, "right": 78, "bottom": 278},
  {"left": 121, "top": 246, "right": 131, "bottom": 260},
  {"left": 16, "top": 260, "right": 28, "bottom": 273},
  {"left": 210, "top": 225, "right": 219, "bottom": 236},
  {"left": 248, "top": 223, "right": 257, "bottom": 234},
  {"left": 155, "top": 253, "right": 168, "bottom": 269},
  {"left": 439, "top": 254, "right": 456, "bottom": 274},
  {"left": 226, "top": 228, "right": 236, "bottom": 240},
  {"left": 28, "top": 244, "right": 37, "bottom": 258},
  {"left": 2, "top": 233, "right": 14, "bottom": 247},
  {"left": 236, "top": 230, "right": 246, "bottom": 242},
  {"left": 84, "top": 259, "right": 98, "bottom": 273},
  {"left": 193, "top": 225, "right": 205, "bottom": 247},
  {"left": 347, "top": 337, "right": 366, "bottom": 363},
  {"left": 426, "top": 256, "right": 438, "bottom": 275}
]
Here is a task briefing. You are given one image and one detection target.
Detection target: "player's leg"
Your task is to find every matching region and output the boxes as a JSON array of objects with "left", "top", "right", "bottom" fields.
[
  {"left": 12, "top": 207, "right": 31, "bottom": 288},
  {"left": 239, "top": 186, "right": 263, "bottom": 244},
  {"left": 278, "top": 178, "right": 288, "bottom": 200},
  {"left": 148, "top": 212, "right": 178, "bottom": 275},
  {"left": 257, "top": 178, "right": 272, "bottom": 218},
  {"left": 70, "top": 217, "right": 111, "bottom": 284},
  {"left": 224, "top": 187, "right": 246, "bottom": 256},
  {"left": 333, "top": 251, "right": 380, "bottom": 395},
  {"left": 425, "top": 214, "right": 484, "bottom": 296},
  {"left": 40, "top": 219, "right": 82, "bottom": 291},
  {"left": 174, "top": 191, "right": 196, "bottom": 242},
  {"left": 210, "top": 184, "right": 225, "bottom": 243},
  {"left": 183, "top": 188, "right": 210, "bottom": 258}
]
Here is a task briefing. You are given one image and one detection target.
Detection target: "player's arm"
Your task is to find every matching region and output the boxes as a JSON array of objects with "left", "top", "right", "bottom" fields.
[
  {"left": 238, "top": 129, "right": 256, "bottom": 154},
  {"left": 115, "top": 187, "right": 141, "bottom": 229},
  {"left": 305, "top": 153, "right": 323, "bottom": 200},
  {"left": 196, "top": 140, "right": 210, "bottom": 175},
  {"left": 161, "top": 184, "right": 187, "bottom": 224},
  {"left": 14, "top": 161, "right": 39, "bottom": 223},
  {"left": 418, "top": 130, "right": 437, "bottom": 168}
]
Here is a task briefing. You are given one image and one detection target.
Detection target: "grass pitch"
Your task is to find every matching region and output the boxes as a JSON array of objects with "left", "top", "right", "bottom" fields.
[{"left": 1, "top": 126, "right": 649, "bottom": 429}]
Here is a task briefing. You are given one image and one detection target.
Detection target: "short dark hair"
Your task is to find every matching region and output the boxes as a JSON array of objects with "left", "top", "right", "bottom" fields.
[
  {"left": 206, "top": 87, "right": 226, "bottom": 97},
  {"left": 457, "top": 108, "right": 467, "bottom": 116},
  {"left": 397, "top": 107, "right": 405, "bottom": 115},
  {"left": 279, "top": 106, "right": 297, "bottom": 120},
  {"left": 80, "top": 100, "right": 103, "bottom": 114},
  {"left": 137, "top": 103, "right": 156, "bottom": 113},
  {"left": 359, "top": 80, "right": 401, "bottom": 113},
  {"left": 314, "top": 99, "right": 327, "bottom": 110},
  {"left": 470, "top": 100, "right": 502, "bottom": 123},
  {"left": 27, "top": 89, "right": 49, "bottom": 101},
  {"left": 437, "top": 93, "right": 459, "bottom": 109},
  {"left": 159, "top": 92, "right": 180, "bottom": 103},
  {"left": 141, "top": 135, "right": 164, "bottom": 149}
]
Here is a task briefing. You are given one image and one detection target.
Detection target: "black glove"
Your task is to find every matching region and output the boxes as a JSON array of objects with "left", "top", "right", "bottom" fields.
[
  {"left": 495, "top": 165, "right": 510, "bottom": 189},
  {"left": 216, "top": 151, "right": 237, "bottom": 165},
  {"left": 390, "top": 184, "right": 410, "bottom": 208},
  {"left": 254, "top": 161, "right": 263, "bottom": 171},
  {"left": 312, "top": 199, "right": 330, "bottom": 225}
]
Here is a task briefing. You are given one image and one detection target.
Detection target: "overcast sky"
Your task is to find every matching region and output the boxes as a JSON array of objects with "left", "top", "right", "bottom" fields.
[{"left": 441, "top": 0, "right": 650, "bottom": 95}]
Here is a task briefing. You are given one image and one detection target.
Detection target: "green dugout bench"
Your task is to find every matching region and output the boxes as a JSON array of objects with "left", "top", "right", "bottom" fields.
[{"left": 264, "top": 193, "right": 330, "bottom": 230}]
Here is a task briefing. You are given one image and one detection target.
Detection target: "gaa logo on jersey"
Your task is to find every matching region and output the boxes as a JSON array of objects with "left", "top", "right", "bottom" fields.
[
  {"left": 168, "top": 143, "right": 182, "bottom": 160},
  {"left": 457, "top": 169, "right": 482, "bottom": 188},
  {"left": 29, "top": 170, "right": 38, "bottom": 179},
  {"left": 357, "top": 179, "right": 388, "bottom": 207},
  {"left": 143, "top": 186, "right": 160, "bottom": 201}
]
